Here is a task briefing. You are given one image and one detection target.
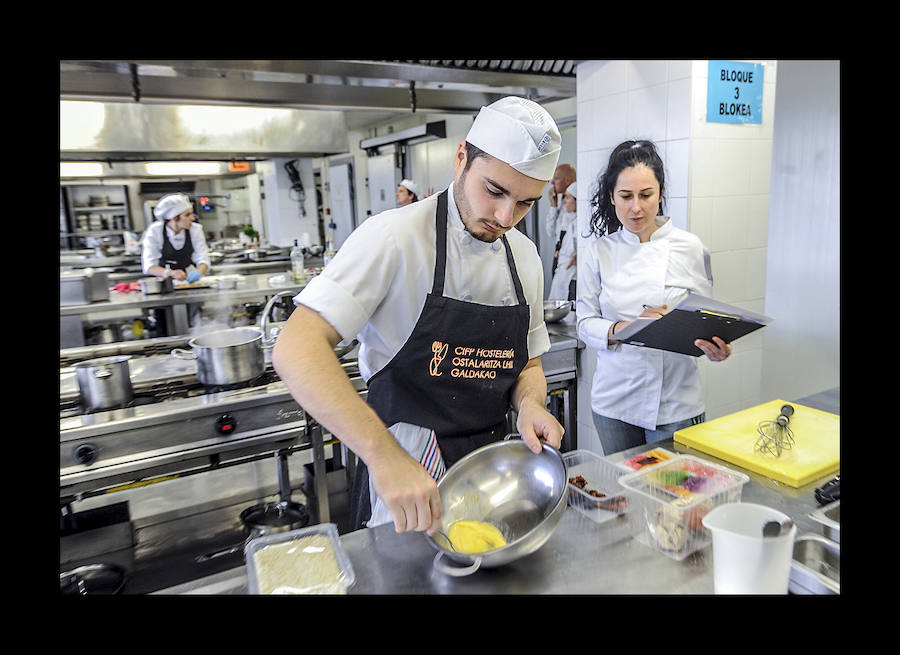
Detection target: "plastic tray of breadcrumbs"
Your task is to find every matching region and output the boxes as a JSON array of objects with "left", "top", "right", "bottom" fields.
[{"left": 245, "top": 523, "right": 356, "bottom": 594}]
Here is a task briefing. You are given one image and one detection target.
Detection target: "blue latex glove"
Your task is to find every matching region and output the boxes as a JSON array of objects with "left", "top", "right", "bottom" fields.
[{"left": 186, "top": 271, "right": 202, "bottom": 283}]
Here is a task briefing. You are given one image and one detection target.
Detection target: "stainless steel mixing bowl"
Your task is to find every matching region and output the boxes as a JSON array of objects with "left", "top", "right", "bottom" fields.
[
  {"left": 544, "top": 300, "right": 573, "bottom": 323},
  {"left": 425, "top": 437, "right": 568, "bottom": 576}
]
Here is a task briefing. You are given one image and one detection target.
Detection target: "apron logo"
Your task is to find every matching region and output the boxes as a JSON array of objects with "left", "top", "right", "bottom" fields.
[
  {"left": 430, "top": 341, "right": 449, "bottom": 376},
  {"left": 431, "top": 344, "right": 518, "bottom": 380}
]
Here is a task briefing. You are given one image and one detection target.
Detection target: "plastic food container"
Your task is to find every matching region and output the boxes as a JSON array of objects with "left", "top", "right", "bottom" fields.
[
  {"left": 618, "top": 455, "right": 749, "bottom": 560},
  {"left": 245, "top": 523, "right": 356, "bottom": 594},
  {"left": 616, "top": 447, "right": 676, "bottom": 472},
  {"left": 564, "top": 450, "right": 630, "bottom": 524}
]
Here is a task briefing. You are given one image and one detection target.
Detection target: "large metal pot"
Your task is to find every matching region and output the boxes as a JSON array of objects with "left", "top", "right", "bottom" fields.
[
  {"left": 171, "top": 327, "right": 270, "bottom": 386},
  {"left": 74, "top": 355, "right": 134, "bottom": 411},
  {"left": 425, "top": 437, "right": 568, "bottom": 576}
]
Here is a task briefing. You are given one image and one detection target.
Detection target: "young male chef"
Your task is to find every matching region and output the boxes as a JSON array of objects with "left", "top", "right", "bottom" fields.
[{"left": 272, "top": 96, "right": 565, "bottom": 536}]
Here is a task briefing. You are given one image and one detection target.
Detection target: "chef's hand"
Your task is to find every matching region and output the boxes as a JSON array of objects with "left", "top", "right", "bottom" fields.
[
  {"left": 186, "top": 270, "right": 202, "bottom": 283},
  {"left": 368, "top": 444, "right": 442, "bottom": 536},
  {"left": 695, "top": 336, "right": 732, "bottom": 362},
  {"left": 170, "top": 268, "right": 187, "bottom": 282},
  {"left": 640, "top": 304, "right": 667, "bottom": 318},
  {"left": 548, "top": 187, "right": 558, "bottom": 207},
  {"left": 609, "top": 305, "right": 667, "bottom": 342},
  {"left": 516, "top": 398, "right": 564, "bottom": 454}
]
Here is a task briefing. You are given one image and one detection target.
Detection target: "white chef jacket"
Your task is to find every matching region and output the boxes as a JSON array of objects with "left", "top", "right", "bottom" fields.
[
  {"left": 576, "top": 216, "right": 713, "bottom": 430},
  {"left": 141, "top": 221, "right": 211, "bottom": 274},
  {"left": 544, "top": 204, "right": 575, "bottom": 245},
  {"left": 296, "top": 183, "right": 550, "bottom": 380},
  {"left": 547, "top": 210, "right": 577, "bottom": 300},
  {"left": 295, "top": 185, "right": 550, "bottom": 526}
]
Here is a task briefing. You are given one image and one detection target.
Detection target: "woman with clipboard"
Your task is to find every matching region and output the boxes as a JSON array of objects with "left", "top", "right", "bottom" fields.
[{"left": 576, "top": 140, "right": 732, "bottom": 455}]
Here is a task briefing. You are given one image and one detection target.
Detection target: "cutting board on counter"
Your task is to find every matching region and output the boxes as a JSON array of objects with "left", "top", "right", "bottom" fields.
[{"left": 674, "top": 399, "right": 839, "bottom": 488}]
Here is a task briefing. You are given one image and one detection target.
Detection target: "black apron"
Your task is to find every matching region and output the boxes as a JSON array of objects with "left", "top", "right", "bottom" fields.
[
  {"left": 159, "top": 222, "right": 195, "bottom": 271},
  {"left": 349, "top": 190, "right": 531, "bottom": 529},
  {"left": 551, "top": 229, "right": 566, "bottom": 276}
]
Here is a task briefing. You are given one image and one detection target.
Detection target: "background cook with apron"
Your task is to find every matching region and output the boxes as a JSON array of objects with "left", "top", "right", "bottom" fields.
[
  {"left": 141, "top": 193, "right": 211, "bottom": 283},
  {"left": 273, "top": 97, "right": 565, "bottom": 536},
  {"left": 547, "top": 182, "right": 578, "bottom": 301}
]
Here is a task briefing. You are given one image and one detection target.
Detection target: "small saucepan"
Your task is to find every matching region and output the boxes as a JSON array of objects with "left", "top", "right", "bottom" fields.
[{"left": 195, "top": 500, "right": 310, "bottom": 563}]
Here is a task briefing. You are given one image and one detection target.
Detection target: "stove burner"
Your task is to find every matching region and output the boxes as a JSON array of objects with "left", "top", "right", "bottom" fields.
[
  {"left": 204, "top": 371, "right": 280, "bottom": 394},
  {"left": 60, "top": 369, "right": 283, "bottom": 419}
]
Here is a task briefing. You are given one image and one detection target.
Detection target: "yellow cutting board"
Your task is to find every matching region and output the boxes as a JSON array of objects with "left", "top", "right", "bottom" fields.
[{"left": 674, "top": 399, "right": 840, "bottom": 488}]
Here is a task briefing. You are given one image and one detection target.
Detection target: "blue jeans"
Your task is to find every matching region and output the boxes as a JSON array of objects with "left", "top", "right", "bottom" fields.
[{"left": 591, "top": 412, "right": 705, "bottom": 456}]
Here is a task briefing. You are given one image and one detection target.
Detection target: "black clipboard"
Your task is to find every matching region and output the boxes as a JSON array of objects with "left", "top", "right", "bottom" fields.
[{"left": 612, "top": 294, "right": 772, "bottom": 357}]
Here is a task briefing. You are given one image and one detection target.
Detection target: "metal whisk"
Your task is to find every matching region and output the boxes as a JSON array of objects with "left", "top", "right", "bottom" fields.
[{"left": 755, "top": 404, "right": 796, "bottom": 457}]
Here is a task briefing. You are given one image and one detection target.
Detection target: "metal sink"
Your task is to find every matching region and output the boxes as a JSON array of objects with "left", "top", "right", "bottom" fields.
[
  {"left": 789, "top": 533, "right": 840, "bottom": 594},
  {"left": 810, "top": 500, "right": 840, "bottom": 543}
]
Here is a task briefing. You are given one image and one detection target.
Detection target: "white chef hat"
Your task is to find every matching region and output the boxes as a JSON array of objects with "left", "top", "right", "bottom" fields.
[
  {"left": 564, "top": 182, "right": 577, "bottom": 198},
  {"left": 465, "top": 96, "right": 561, "bottom": 181},
  {"left": 153, "top": 194, "right": 193, "bottom": 221},
  {"left": 399, "top": 179, "right": 419, "bottom": 196}
]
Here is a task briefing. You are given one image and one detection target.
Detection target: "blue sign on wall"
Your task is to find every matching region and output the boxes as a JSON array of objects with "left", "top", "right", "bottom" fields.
[{"left": 707, "top": 60, "right": 764, "bottom": 124}]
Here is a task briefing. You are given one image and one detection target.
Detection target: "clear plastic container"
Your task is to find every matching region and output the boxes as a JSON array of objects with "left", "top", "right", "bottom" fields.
[
  {"left": 616, "top": 447, "right": 676, "bottom": 472},
  {"left": 245, "top": 523, "right": 356, "bottom": 594},
  {"left": 564, "top": 450, "right": 630, "bottom": 524},
  {"left": 617, "top": 455, "right": 749, "bottom": 560}
]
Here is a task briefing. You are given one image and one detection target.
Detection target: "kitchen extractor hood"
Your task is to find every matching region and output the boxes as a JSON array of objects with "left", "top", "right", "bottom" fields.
[{"left": 359, "top": 121, "right": 446, "bottom": 154}]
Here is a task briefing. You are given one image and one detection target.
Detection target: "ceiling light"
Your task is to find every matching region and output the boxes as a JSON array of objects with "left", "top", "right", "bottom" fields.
[
  {"left": 144, "top": 162, "right": 223, "bottom": 176},
  {"left": 60, "top": 162, "right": 104, "bottom": 177}
]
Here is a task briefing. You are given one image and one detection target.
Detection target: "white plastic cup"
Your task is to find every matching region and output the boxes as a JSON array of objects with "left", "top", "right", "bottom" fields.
[{"left": 702, "top": 502, "right": 797, "bottom": 594}]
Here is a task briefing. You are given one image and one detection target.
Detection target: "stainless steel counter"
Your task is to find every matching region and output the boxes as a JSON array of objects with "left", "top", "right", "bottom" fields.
[
  {"left": 156, "top": 387, "right": 839, "bottom": 595},
  {"left": 60, "top": 272, "right": 305, "bottom": 316}
]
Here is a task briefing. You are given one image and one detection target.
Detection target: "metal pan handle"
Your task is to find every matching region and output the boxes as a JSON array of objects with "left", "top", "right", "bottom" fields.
[
  {"left": 432, "top": 551, "right": 482, "bottom": 577},
  {"left": 170, "top": 348, "right": 197, "bottom": 360}
]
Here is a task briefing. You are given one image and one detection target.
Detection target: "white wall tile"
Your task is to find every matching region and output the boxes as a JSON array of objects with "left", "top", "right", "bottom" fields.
[
  {"left": 666, "top": 77, "right": 692, "bottom": 140},
  {"left": 689, "top": 195, "right": 714, "bottom": 245},
  {"left": 712, "top": 139, "right": 753, "bottom": 196},
  {"left": 667, "top": 196, "right": 688, "bottom": 231},
  {"left": 626, "top": 85, "right": 668, "bottom": 143},
  {"left": 669, "top": 59, "right": 693, "bottom": 81},
  {"left": 745, "top": 247, "right": 768, "bottom": 300},
  {"left": 710, "top": 195, "right": 748, "bottom": 252},
  {"left": 709, "top": 250, "right": 745, "bottom": 302},
  {"left": 749, "top": 139, "right": 774, "bottom": 195},
  {"left": 690, "top": 139, "right": 717, "bottom": 197},
  {"left": 594, "top": 94, "right": 629, "bottom": 148},
  {"left": 664, "top": 137, "right": 690, "bottom": 198},
  {"left": 628, "top": 60, "right": 669, "bottom": 90},
  {"left": 585, "top": 60, "right": 628, "bottom": 98},
  {"left": 746, "top": 194, "right": 770, "bottom": 249}
]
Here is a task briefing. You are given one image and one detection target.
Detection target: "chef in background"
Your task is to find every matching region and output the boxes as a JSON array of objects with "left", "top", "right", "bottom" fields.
[
  {"left": 141, "top": 193, "right": 211, "bottom": 282},
  {"left": 544, "top": 163, "right": 576, "bottom": 278},
  {"left": 547, "top": 182, "right": 578, "bottom": 301},
  {"left": 395, "top": 179, "right": 420, "bottom": 207}
]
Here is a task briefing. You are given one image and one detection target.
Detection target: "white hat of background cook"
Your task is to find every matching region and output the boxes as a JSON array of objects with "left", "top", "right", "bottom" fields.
[
  {"left": 565, "top": 182, "right": 577, "bottom": 198},
  {"left": 399, "top": 179, "right": 419, "bottom": 196},
  {"left": 465, "top": 96, "right": 561, "bottom": 182},
  {"left": 153, "top": 194, "right": 193, "bottom": 221}
]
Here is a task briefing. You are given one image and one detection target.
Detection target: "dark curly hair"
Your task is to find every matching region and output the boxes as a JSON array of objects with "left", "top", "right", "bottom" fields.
[{"left": 588, "top": 140, "right": 666, "bottom": 238}]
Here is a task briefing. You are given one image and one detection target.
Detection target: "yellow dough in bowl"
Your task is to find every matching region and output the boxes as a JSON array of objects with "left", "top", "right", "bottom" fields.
[{"left": 447, "top": 520, "right": 507, "bottom": 554}]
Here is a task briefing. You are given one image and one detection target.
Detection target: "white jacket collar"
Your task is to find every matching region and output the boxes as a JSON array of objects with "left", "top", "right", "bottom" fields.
[{"left": 619, "top": 215, "right": 672, "bottom": 244}]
